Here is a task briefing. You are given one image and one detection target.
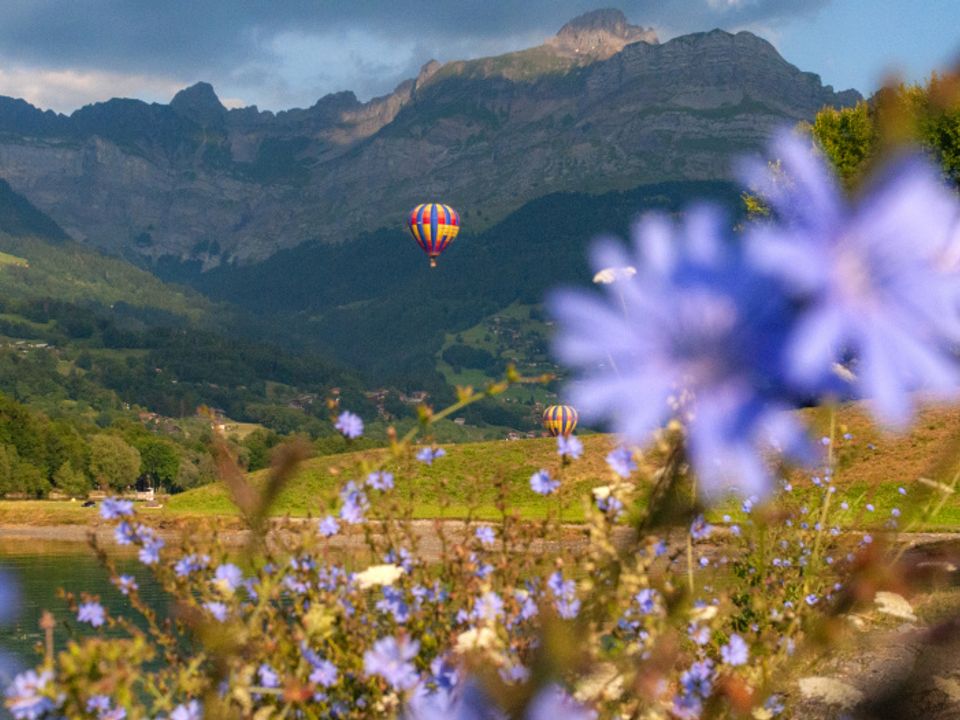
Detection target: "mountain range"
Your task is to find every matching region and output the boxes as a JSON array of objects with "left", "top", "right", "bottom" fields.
[
  {"left": 0, "top": 8, "right": 858, "bottom": 269},
  {"left": 0, "top": 7, "right": 866, "bottom": 433}
]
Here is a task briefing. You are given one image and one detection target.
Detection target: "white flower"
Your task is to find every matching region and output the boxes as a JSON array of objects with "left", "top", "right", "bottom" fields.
[
  {"left": 454, "top": 627, "right": 500, "bottom": 653},
  {"left": 591, "top": 486, "right": 611, "bottom": 501},
  {"left": 592, "top": 265, "right": 637, "bottom": 284},
  {"left": 689, "top": 605, "right": 718, "bottom": 622},
  {"left": 355, "top": 564, "right": 404, "bottom": 589}
]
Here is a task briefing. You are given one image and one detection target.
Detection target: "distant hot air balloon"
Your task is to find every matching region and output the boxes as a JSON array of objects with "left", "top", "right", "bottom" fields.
[
  {"left": 542, "top": 405, "right": 578, "bottom": 437},
  {"left": 408, "top": 203, "right": 461, "bottom": 268}
]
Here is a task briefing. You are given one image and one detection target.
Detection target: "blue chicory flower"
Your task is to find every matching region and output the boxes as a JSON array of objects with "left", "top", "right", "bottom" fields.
[
  {"left": 214, "top": 563, "right": 244, "bottom": 592},
  {"left": 529, "top": 470, "right": 559, "bottom": 496},
  {"left": 339, "top": 481, "right": 368, "bottom": 524},
  {"left": 335, "top": 411, "right": 364, "bottom": 439},
  {"left": 318, "top": 515, "right": 340, "bottom": 537},
  {"left": 363, "top": 636, "right": 420, "bottom": 691},
  {"left": 416, "top": 447, "right": 446, "bottom": 465},
  {"left": 204, "top": 601, "right": 229, "bottom": 622},
  {"left": 170, "top": 700, "right": 202, "bottom": 720},
  {"left": 556, "top": 434, "right": 584, "bottom": 459},
  {"left": 114, "top": 575, "right": 138, "bottom": 596},
  {"left": 720, "top": 633, "right": 749, "bottom": 666},
  {"left": 605, "top": 446, "right": 636, "bottom": 478},
  {"left": 742, "top": 131, "right": 960, "bottom": 427},
  {"left": 551, "top": 205, "right": 812, "bottom": 499},
  {"left": 77, "top": 601, "right": 105, "bottom": 627},
  {"left": 4, "top": 669, "right": 58, "bottom": 720},
  {"left": 99, "top": 497, "right": 134, "bottom": 520},
  {"left": 475, "top": 526, "right": 496, "bottom": 546},
  {"left": 366, "top": 471, "right": 394, "bottom": 491}
]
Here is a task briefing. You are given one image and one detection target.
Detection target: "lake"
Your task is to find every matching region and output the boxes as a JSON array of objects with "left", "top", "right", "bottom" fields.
[{"left": 0, "top": 538, "right": 165, "bottom": 688}]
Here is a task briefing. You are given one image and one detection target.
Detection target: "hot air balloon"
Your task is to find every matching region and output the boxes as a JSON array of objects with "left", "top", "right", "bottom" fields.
[
  {"left": 542, "top": 405, "right": 578, "bottom": 437},
  {"left": 408, "top": 203, "right": 460, "bottom": 267}
]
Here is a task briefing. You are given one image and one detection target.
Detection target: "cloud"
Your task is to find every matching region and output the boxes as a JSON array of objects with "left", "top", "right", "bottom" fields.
[
  {"left": 0, "top": 65, "right": 184, "bottom": 113},
  {"left": 0, "top": 1, "right": 832, "bottom": 111}
]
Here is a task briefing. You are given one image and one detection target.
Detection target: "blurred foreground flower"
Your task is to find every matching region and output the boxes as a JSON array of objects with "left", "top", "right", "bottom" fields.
[
  {"left": 551, "top": 207, "right": 809, "bottom": 498},
  {"left": 552, "top": 131, "right": 960, "bottom": 498},
  {"left": 743, "top": 131, "right": 960, "bottom": 426}
]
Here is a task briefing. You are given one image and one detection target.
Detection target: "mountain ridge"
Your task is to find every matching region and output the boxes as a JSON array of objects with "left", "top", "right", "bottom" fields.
[{"left": 0, "top": 14, "right": 859, "bottom": 267}]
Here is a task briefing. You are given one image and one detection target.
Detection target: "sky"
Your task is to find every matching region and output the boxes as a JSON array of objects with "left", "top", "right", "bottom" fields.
[{"left": 0, "top": 0, "right": 956, "bottom": 114}]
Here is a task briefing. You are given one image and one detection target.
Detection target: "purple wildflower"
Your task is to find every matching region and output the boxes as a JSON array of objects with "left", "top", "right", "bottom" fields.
[
  {"left": 114, "top": 575, "right": 137, "bottom": 596},
  {"left": 366, "top": 471, "right": 394, "bottom": 491},
  {"left": 334, "top": 411, "right": 364, "bottom": 439},
  {"left": 258, "top": 664, "right": 280, "bottom": 689},
  {"left": 170, "top": 700, "right": 202, "bottom": 720},
  {"left": 671, "top": 693, "right": 704, "bottom": 720},
  {"left": 77, "top": 601, "right": 105, "bottom": 627},
  {"left": 548, "top": 571, "right": 580, "bottom": 619},
  {"left": 530, "top": 469, "right": 559, "bottom": 496},
  {"left": 472, "top": 591, "right": 504, "bottom": 622},
  {"left": 526, "top": 684, "right": 596, "bottom": 720},
  {"left": 689, "top": 624, "right": 711, "bottom": 645},
  {"left": 416, "top": 447, "right": 446, "bottom": 465},
  {"left": 339, "top": 480, "right": 368, "bottom": 524},
  {"left": 720, "top": 633, "right": 749, "bottom": 666},
  {"left": 5, "top": 669, "right": 57, "bottom": 719},
  {"left": 605, "top": 446, "right": 636, "bottom": 478},
  {"left": 690, "top": 515, "right": 713, "bottom": 541},
  {"left": 475, "top": 526, "right": 496, "bottom": 546},
  {"left": 556, "top": 434, "right": 584, "bottom": 459},
  {"left": 204, "top": 601, "right": 228, "bottom": 622},
  {"left": 114, "top": 521, "right": 135, "bottom": 546},
  {"left": 680, "top": 659, "right": 714, "bottom": 698},
  {"left": 99, "top": 497, "right": 134, "bottom": 520},
  {"left": 174, "top": 554, "right": 208, "bottom": 577},
  {"left": 551, "top": 206, "right": 811, "bottom": 499},
  {"left": 214, "top": 563, "right": 244, "bottom": 592},
  {"left": 138, "top": 535, "right": 164, "bottom": 565},
  {"left": 635, "top": 588, "right": 659, "bottom": 615},
  {"left": 318, "top": 515, "right": 340, "bottom": 537},
  {"left": 743, "top": 131, "right": 960, "bottom": 427},
  {"left": 309, "top": 658, "right": 338, "bottom": 688},
  {"left": 363, "top": 636, "right": 420, "bottom": 691}
]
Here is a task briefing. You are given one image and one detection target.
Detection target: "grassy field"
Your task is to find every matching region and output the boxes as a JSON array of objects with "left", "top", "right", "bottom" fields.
[
  {"left": 0, "top": 250, "right": 29, "bottom": 268},
  {"left": 3, "top": 402, "right": 960, "bottom": 529}
]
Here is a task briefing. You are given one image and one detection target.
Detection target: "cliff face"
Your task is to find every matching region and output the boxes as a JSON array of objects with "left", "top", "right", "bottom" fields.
[{"left": 0, "top": 13, "right": 859, "bottom": 266}]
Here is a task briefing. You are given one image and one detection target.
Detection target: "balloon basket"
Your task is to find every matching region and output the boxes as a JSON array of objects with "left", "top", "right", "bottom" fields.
[{"left": 429, "top": 258, "right": 438, "bottom": 268}]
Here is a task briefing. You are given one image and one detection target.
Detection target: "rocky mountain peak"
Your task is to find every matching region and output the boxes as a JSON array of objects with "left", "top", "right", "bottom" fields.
[
  {"left": 170, "top": 82, "right": 226, "bottom": 126},
  {"left": 550, "top": 8, "right": 658, "bottom": 57}
]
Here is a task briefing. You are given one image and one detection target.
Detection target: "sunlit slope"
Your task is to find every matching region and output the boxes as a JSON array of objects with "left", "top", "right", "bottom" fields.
[{"left": 166, "top": 402, "right": 960, "bottom": 525}]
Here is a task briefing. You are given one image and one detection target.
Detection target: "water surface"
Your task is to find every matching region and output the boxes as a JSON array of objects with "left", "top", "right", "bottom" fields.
[{"left": 0, "top": 539, "right": 166, "bottom": 686}]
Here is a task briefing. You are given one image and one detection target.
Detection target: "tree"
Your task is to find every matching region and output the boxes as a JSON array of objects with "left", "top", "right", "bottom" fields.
[
  {"left": 89, "top": 434, "right": 141, "bottom": 491},
  {"left": 241, "top": 429, "right": 280, "bottom": 472},
  {"left": 806, "top": 72, "right": 960, "bottom": 191},
  {"left": 54, "top": 461, "right": 90, "bottom": 498},
  {"left": 807, "top": 101, "right": 877, "bottom": 189},
  {"left": 16, "top": 463, "right": 50, "bottom": 498},
  {"left": 0, "top": 444, "right": 18, "bottom": 496},
  {"left": 137, "top": 438, "right": 181, "bottom": 491}
]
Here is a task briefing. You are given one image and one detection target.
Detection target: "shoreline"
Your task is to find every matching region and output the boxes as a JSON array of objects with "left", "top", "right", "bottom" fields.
[
  {"left": 2, "top": 522, "right": 959, "bottom": 553},
  {"left": 0, "top": 520, "right": 622, "bottom": 559}
]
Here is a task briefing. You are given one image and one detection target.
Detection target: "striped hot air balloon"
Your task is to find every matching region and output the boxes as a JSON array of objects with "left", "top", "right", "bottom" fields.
[
  {"left": 408, "top": 203, "right": 461, "bottom": 268},
  {"left": 542, "top": 405, "right": 578, "bottom": 437}
]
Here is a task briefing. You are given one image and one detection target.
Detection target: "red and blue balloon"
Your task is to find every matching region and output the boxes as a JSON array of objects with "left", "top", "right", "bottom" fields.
[{"left": 408, "top": 203, "right": 460, "bottom": 268}]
